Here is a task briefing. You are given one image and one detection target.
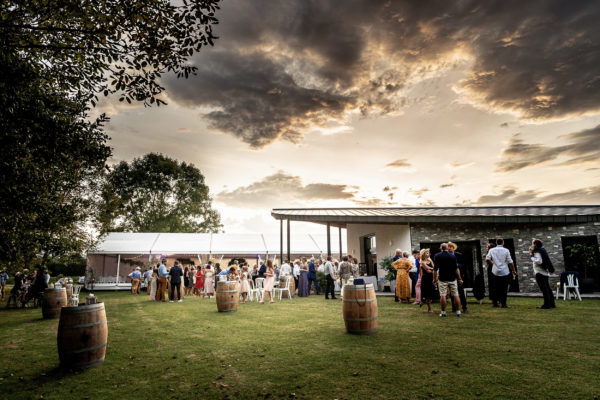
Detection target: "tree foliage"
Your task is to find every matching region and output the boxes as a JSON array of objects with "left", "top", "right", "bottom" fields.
[
  {"left": 0, "top": 0, "right": 220, "bottom": 106},
  {"left": 0, "top": 50, "right": 111, "bottom": 271},
  {"left": 99, "top": 153, "right": 222, "bottom": 233}
]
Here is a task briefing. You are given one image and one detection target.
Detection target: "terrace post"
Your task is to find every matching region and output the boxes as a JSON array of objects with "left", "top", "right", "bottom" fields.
[
  {"left": 327, "top": 223, "right": 331, "bottom": 258},
  {"left": 280, "top": 219, "right": 283, "bottom": 267},
  {"left": 287, "top": 219, "right": 291, "bottom": 263},
  {"left": 339, "top": 227, "right": 342, "bottom": 259},
  {"left": 116, "top": 254, "right": 120, "bottom": 286}
]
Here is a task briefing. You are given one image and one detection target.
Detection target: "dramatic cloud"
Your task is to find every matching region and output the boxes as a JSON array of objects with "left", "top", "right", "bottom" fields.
[
  {"left": 496, "top": 125, "right": 600, "bottom": 172},
  {"left": 440, "top": 183, "right": 455, "bottom": 188},
  {"left": 216, "top": 171, "right": 354, "bottom": 207},
  {"left": 164, "top": 1, "right": 600, "bottom": 148},
  {"left": 385, "top": 159, "right": 412, "bottom": 168},
  {"left": 474, "top": 185, "right": 600, "bottom": 205}
]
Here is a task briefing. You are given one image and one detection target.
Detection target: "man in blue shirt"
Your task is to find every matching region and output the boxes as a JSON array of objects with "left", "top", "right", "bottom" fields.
[
  {"left": 156, "top": 259, "right": 169, "bottom": 302},
  {"left": 129, "top": 267, "right": 142, "bottom": 294},
  {"left": 169, "top": 261, "right": 183, "bottom": 302},
  {"left": 0, "top": 268, "right": 8, "bottom": 300}
]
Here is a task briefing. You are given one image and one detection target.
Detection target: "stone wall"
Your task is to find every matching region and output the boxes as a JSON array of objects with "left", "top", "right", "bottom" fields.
[{"left": 409, "top": 222, "right": 600, "bottom": 293}]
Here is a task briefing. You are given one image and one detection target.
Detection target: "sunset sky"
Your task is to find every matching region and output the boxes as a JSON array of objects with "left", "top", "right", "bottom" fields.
[{"left": 96, "top": 0, "right": 600, "bottom": 234}]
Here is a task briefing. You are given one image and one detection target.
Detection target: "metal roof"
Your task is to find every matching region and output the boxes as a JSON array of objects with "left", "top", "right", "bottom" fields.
[{"left": 271, "top": 206, "right": 600, "bottom": 225}]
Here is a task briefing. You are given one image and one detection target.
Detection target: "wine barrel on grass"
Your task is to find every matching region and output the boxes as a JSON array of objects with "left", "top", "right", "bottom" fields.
[
  {"left": 216, "top": 281, "right": 239, "bottom": 312},
  {"left": 57, "top": 303, "right": 108, "bottom": 369},
  {"left": 42, "top": 288, "right": 67, "bottom": 319},
  {"left": 342, "top": 284, "right": 377, "bottom": 334},
  {"left": 278, "top": 275, "right": 295, "bottom": 298}
]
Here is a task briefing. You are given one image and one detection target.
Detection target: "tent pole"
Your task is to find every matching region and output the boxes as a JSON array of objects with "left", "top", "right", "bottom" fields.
[
  {"left": 287, "top": 219, "right": 291, "bottom": 264},
  {"left": 116, "top": 254, "right": 120, "bottom": 287},
  {"left": 279, "top": 219, "right": 283, "bottom": 266},
  {"left": 339, "top": 227, "right": 342, "bottom": 259},
  {"left": 327, "top": 223, "right": 331, "bottom": 258}
]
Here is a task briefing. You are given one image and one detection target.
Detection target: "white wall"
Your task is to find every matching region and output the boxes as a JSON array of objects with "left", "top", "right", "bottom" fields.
[{"left": 346, "top": 224, "right": 411, "bottom": 279}]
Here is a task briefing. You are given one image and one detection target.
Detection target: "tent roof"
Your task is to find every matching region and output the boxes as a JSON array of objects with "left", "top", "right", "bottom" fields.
[{"left": 89, "top": 232, "right": 347, "bottom": 255}]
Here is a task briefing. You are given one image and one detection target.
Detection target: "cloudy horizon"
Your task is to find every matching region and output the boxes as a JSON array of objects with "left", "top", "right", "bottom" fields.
[{"left": 98, "top": 0, "right": 600, "bottom": 234}]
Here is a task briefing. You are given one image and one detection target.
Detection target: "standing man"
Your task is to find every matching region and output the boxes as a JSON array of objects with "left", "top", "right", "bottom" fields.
[
  {"left": 408, "top": 250, "right": 419, "bottom": 299},
  {"left": 338, "top": 256, "right": 354, "bottom": 299},
  {"left": 169, "top": 261, "right": 183, "bottom": 302},
  {"left": 530, "top": 239, "right": 556, "bottom": 309},
  {"left": 0, "top": 267, "right": 8, "bottom": 300},
  {"left": 143, "top": 267, "right": 153, "bottom": 292},
  {"left": 280, "top": 259, "right": 292, "bottom": 276},
  {"left": 292, "top": 260, "right": 300, "bottom": 292},
  {"left": 129, "top": 267, "right": 142, "bottom": 294},
  {"left": 307, "top": 258, "right": 320, "bottom": 295},
  {"left": 486, "top": 238, "right": 517, "bottom": 308},
  {"left": 156, "top": 259, "right": 169, "bottom": 302},
  {"left": 324, "top": 256, "right": 337, "bottom": 300},
  {"left": 447, "top": 243, "right": 468, "bottom": 314},
  {"left": 433, "top": 243, "right": 463, "bottom": 317}
]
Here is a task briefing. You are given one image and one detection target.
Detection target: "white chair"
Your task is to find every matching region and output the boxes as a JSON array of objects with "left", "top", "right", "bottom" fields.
[
  {"left": 555, "top": 282, "right": 561, "bottom": 299},
  {"left": 248, "top": 280, "right": 260, "bottom": 302},
  {"left": 274, "top": 278, "right": 292, "bottom": 301},
  {"left": 562, "top": 273, "right": 582, "bottom": 301},
  {"left": 255, "top": 278, "right": 265, "bottom": 301},
  {"left": 69, "top": 285, "right": 82, "bottom": 306}
]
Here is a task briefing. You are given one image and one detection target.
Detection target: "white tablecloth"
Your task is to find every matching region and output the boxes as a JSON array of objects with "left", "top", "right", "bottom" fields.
[{"left": 335, "top": 276, "right": 379, "bottom": 291}]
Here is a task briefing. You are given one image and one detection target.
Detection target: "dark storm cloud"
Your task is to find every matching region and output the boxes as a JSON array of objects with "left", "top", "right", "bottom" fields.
[
  {"left": 496, "top": 125, "right": 600, "bottom": 172},
  {"left": 474, "top": 185, "right": 600, "bottom": 205},
  {"left": 165, "top": 0, "right": 600, "bottom": 147},
  {"left": 215, "top": 171, "right": 354, "bottom": 207}
]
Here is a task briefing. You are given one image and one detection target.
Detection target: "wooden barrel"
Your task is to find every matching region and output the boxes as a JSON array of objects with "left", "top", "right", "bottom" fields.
[
  {"left": 342, "top": 284, "right": 377, "bottom": 335},
  {"left": 57, "top": 303, "right": 108, "bottom": 369},
  {"left": 216, "top": 281, "right": 239, "bottom": 312},
  {"left": 42, "top": 288, "right": 67, "bottom": 319},
  {"left": 278, "top": 275, "right": 295, "bottom": 298}
]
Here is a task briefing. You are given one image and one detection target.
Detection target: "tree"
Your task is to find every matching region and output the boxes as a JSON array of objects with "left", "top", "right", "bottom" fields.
[
  {"left": 0, "top": 51, "right": 111, "bottom": 272},
  {"left": 0, "top": 0, "right": 220, "bottom": 106},
  {"left": 99, "top": 153, "right": 222, "bottom": 233}
]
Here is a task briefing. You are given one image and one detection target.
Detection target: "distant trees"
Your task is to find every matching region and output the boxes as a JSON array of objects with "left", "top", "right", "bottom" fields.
[{"left": 98, "top": 153, "right": 222, "bottom": 234}]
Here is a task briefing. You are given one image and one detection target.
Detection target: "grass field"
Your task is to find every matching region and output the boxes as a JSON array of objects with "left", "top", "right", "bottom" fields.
[{"left": 1, "top": 290, "right": 599, "bottom": 400}]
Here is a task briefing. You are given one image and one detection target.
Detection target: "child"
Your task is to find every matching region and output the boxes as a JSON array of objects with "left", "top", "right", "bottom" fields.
[
  {"left": 260, "top": 260, "right": 275, "bottom": 304},
  {"left": 239, "top": 265, "right": 250, "bottom": 303}
]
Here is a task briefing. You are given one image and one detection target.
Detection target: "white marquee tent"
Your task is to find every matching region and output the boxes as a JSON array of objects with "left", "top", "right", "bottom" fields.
[{"left": 87, "top": 232, "right": 346, "bottom": 289}]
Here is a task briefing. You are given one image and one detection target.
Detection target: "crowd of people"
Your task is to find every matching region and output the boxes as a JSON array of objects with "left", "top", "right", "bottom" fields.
[
  {"left": 3, "top": 266, "right": 50, "bottom": 308},
  {"left": 391, "top": 237, "right": 557, "bottom": 317},
  {"left": 135, "top": 255, "right": 364, "bottom": 303}
]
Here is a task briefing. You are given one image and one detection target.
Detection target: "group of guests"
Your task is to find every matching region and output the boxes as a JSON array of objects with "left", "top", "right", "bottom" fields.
[
  {"left": 392, "top": 237, "right": 558, "bottom": 317},
  {"left": 4, "top": 266, "right": 49, "bottom": 308}
]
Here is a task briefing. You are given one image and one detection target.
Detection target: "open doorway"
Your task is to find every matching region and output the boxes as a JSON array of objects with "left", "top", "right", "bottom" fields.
[
  {"left": 361, "top": 234, "right": 377, "bottom": 276},
  {"left": 561, "top": 235, "right": 600, "bottom": 292}
]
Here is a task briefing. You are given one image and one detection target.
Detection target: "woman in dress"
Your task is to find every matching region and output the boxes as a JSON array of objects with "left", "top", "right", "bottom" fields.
[
  {"left": 183, "top": 267, "right": 190, "bottom": 296},
  {"left": 297, "top": 259, "right": 309, "bottom": 297},
  {"left": 419, "top": 249, "right": 436, "bottom": 313},
  {"left": 149, "top": 267, "right": 158, "bottom": 301},
  {"left": 185, "top": 266, "right": 195, "bottom": 296},
  {"left": 412, "top": 253, "right": 422, "bottom": 305},
  {"left": 239, "top": 265, "right": 250, "bottom": 303},
  {"left": 260, "top": 260, "right": 275, "bottom": 304},
  {"left": 203, "top": 265, "right": 214, "bottom": 298},
  {"left": 194, "top": 266, "right": 204, "bottom": 297},
  {"left": 392, "top": 252, "right": 412, "bottom": 303}
]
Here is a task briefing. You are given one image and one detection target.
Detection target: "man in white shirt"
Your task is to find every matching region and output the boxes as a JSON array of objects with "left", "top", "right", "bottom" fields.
[
  {"left": 292, "top": 260, "right": 300, "bottom": 290},
  {"left": 324, "top": 256, "right": 337, "bottom": 300},
  {"left": 280, "top": 260, "right": 292, "bottom": 276},
  {"left": 485, "top": 238, "right": 516, "bottom": 308},
  {"left": 407, "top": 250, "right": 418, "bottom": 299},
  {"left": 530, "top": 239, "right": 556, "bottom": 309}
]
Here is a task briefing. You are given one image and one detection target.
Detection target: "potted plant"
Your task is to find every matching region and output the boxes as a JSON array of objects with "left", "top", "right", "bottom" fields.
[
  {"left": 379, "top": 256, "right": 396, "bottom": 292},
  {"left": 565, "top": 243, "right": 599, "bottom": 293}
]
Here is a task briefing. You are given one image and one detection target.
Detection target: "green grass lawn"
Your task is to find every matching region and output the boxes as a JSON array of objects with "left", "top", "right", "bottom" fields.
[{"left": 1, "top": 291, "right": 599, "bottom": 400}]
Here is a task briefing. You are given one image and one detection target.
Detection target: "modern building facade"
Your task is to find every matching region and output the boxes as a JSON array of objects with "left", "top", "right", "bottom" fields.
[{"left": 271, "top": 206, "right": 600, "bottom": 293}]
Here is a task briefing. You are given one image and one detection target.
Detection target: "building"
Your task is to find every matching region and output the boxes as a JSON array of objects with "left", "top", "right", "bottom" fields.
[
  {"left": 86, "top": 232, "right": 346, "bottom": 290},
  {"left": 271, "top": 206, "right": 600, "bottom": 293}
]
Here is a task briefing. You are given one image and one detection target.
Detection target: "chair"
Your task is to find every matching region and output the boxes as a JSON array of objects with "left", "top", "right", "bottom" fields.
[
  {"left": 255, "top": 278, "right": 265, "bottom": 301},
  {"left": 69, "top": 285, "right": 82, "bottom": 306},
  {"left": 274, "top": 277, "right": 292, "bottom": 301},
  {"left": 555, "top": 282, "right": 561, "bottom": 299},
  {"left": 248, "top": 280, "right": 260, "bottom": 302},
  {"left": 562, "top": 273, "right": 582, "bottom": 301}
]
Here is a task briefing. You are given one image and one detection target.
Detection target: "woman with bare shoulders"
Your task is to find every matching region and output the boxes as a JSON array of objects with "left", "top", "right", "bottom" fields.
[
  {"left": 419, "top": 249, "right": 436, "bottom": 313},
  {"left": 260, "top": 260, "right": 275, "bottom": 304}
]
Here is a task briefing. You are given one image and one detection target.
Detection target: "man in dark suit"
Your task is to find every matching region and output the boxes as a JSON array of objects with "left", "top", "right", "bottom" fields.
[
  {"left": 168, "top": 261, "right": 183, "bottom": 302},
  {"left": 433, "top": 243, "right": 464, "bottom": 317},
  {"left": 448, "top": 242, "right": 468, "bottom": 313}
]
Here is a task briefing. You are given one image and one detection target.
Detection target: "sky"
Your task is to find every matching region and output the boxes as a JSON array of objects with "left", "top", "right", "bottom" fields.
[{"left": 97, "top": 0, "right": 600, "bottom": 235}]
